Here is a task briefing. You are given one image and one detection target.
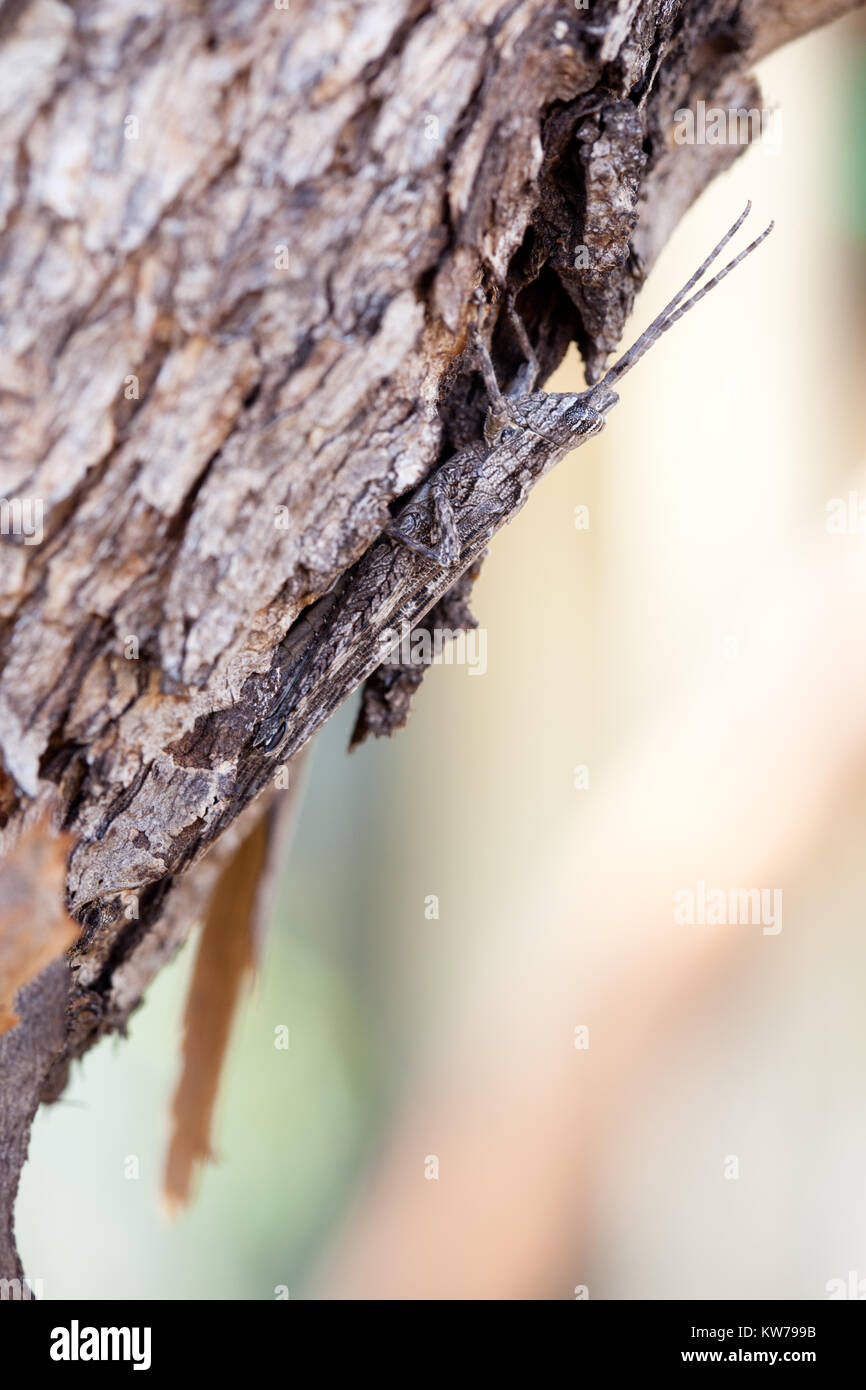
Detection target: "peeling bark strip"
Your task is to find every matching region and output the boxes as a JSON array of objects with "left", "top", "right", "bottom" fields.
[
  {"left": 0, "top": 0, "right": 861, "bottom": 1281},
  {"left": 164, "top": 744, "right": 308, "bottom": 1210}
]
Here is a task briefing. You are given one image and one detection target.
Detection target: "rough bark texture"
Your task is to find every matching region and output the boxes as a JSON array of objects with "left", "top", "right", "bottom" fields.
[{"left": 0, "top": 0, "right": 861, "bottom": 1282}]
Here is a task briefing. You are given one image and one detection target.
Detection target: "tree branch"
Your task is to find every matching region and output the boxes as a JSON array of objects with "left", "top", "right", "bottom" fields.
[{"left": 0, "top": 0, "right": 861, "bottom": 1282}]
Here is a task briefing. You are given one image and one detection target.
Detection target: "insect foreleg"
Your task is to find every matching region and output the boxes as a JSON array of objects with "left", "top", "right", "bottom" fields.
[{"left": 384, "top": 468, "right": 461, "bottom": 569}]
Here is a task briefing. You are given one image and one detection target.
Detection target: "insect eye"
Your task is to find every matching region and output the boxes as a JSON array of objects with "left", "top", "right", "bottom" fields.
[{"left": 499, "top": 425, "right": 518, "bottom": 442}]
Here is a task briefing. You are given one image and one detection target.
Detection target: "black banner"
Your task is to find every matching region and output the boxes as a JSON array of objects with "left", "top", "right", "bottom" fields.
[{"left": 1, "top": 1298, "right": 862, "bottom": 1372}]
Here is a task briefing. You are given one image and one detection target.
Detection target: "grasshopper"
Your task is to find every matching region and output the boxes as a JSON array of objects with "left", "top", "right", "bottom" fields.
[{"left": 255, "top": 204, "right": 773, "bottom": 760}]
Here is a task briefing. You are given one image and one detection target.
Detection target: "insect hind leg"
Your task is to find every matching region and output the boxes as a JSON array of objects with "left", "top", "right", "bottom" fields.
[{"left": 504, "top": 292, "right": 540, "bottom": 393}]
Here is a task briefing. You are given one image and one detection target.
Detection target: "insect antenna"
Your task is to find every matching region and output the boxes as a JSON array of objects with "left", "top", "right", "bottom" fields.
[{"left": 597, "top": 203, "right": 774, "bottom": 392}]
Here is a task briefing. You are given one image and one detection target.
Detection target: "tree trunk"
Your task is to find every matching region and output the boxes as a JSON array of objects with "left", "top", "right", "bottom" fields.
[{"left": 0, "top": 0, "right": 861, "bottom": 1284}]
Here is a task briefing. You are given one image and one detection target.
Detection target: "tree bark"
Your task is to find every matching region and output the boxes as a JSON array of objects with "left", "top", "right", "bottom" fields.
[{"left": 0, "top": 0, "right": 861, "bottom": 1284}]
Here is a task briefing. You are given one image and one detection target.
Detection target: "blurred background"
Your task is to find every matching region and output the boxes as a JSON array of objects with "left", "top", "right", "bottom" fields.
[{"left": 16, "top": 11, "right": 866, "bottom": 1299}]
